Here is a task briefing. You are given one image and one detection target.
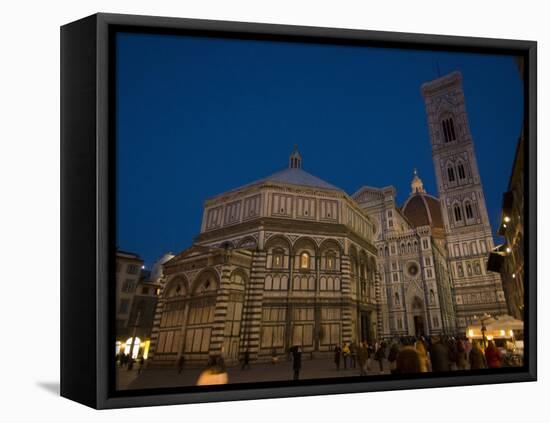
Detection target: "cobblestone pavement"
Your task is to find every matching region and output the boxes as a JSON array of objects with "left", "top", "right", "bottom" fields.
[{"left": 117, "top": 357, "right": 391, "bottom": 390}]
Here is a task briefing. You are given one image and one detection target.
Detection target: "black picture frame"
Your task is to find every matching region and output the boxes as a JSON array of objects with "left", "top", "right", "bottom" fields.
[{"left": 60, "top": 12, "right": 537, "bottom": 409}]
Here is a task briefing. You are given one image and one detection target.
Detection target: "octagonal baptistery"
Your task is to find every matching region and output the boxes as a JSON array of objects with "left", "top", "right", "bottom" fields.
[{"left": 148, "top": 147, "right": 379, "bottom": 366}]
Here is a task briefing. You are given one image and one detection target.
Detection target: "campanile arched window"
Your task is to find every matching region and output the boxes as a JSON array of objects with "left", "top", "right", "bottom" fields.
[
  {"left": 465, "top": 201, "right": 474, "bottom": 219},
  {"left": 457, "top": 163, "right": 466, "bottom": 180},
  {"left": 454, "top": 204, "right": 463, "bottom": 222},
  {"left": 447, "top": 166, "right": 456, "bottom": 183},
  {"left": 441, "top": 117, "right": 457, "bottom": 143}
]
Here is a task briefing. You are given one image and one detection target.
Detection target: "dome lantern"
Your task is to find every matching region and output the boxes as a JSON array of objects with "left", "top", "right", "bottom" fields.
[
  {"left": 411, "top": 168, "right": 426, "bottom": 194},
  {"left": 289, "top": 144, "right": 302, "bottom": 169}
]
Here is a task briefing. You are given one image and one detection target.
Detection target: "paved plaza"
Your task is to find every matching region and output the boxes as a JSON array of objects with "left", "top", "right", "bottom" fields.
[{"left": 117, "top": 357, "right": 391, "bottom": 390}]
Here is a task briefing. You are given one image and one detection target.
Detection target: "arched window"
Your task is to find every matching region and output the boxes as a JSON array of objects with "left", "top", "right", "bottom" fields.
[
  {"left": 467, "top": 263, "right": 473, "bottom": 276},
  {"left": 400, "top": 243, "right": 405, "bottom": 254},
  {"left": 124, "top": 337, "right": 141, "bottom": 359},
  {"left": 441, "top": 117, "right": 457, "bottom": 143},
  {"left": 465, "top": 202, "right": 474, "bottom": 219},
  {"left": 273, "top": 249, "right": 284, "bottom": 268},
  {"left": 394, "top": 292, "right": 400, "bottom": 306},
  {"left": 384, "top": 246, "right": 389, "bottom": 256},
  {"left": 326, "top": 252, "right": 336, "bottom": 270},
  {"left": 457, "top": 163, "right": 466, "bottom": 179},
  {"left": 407, "top": 242, "right": 412, "bottom": 253},
  {"left": 300, "top": 252, "right": 310, "bottom": 269},
  {"left": 474, "top": 262, "right": 482, "bottom": 275},
  {"left": 457, "top": 263, "right": 464, "bottom": 277},
  {"left": 454, "top": 204, "right": 462, "bottom": 222},
  {"left": 447, "top": 166, "right": 456, "bottom": 182}
]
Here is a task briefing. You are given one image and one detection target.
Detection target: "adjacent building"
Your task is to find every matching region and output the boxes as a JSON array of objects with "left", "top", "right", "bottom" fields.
[
  {"left": 116, "top": 251, "right": 173, "bottom": 359},
  {"left": 116, "top": 251, "right": 144, "bottom": 331},
  {"left": 488, "top": 134, "right": 525, "bottom": 321},
  {"left": 353, "top": 171, "right": 456, "bottom": 338}
]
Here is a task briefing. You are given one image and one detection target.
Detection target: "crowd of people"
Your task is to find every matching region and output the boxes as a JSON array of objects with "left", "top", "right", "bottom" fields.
[
  {"left": 116, "top": 352, "right": 146, "bottom": 373},
  {"left": 117, "top": 335, "right": 513, "bottom": 386},
  {"left": 332, "top": 335, "right": 507, "bottom": 375}
]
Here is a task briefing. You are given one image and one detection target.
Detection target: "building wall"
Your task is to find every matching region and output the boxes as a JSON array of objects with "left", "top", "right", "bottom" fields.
[
  {"left": 200, "top": 184, "right": 374, "bottom": 242},
  {"left": 149, "top": 216, "right": 379, "bottom": 365},
  {"left": 500, "top": 135, "right": 525, "bottom": 320},
  {"left": 115, "top": 252, "right": 143, "bottom": 330},
  {"left": 355, "top": 187, "right": 456, "bottom": 338}
]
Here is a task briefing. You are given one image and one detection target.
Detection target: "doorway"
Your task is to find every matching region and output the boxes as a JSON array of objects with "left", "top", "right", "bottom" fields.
[
  {"left": 411, "top": 296, "right": 426, "bottom": 337},
  {"left": 413, "top": 315, "right": 425, "bottom": 336},
  {"left": 360, "top": 312, "right": 373, "bottom": 344}
]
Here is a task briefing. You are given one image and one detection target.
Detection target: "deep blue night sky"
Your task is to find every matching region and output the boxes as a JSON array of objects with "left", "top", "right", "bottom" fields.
[{"left": 116, "top": 32, "right": 524, "bottom": 267}]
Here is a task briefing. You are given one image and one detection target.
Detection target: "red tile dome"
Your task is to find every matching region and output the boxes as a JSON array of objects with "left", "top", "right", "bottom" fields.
[{"left": 402, "top": 193, "right": 444, "bottom": 229}]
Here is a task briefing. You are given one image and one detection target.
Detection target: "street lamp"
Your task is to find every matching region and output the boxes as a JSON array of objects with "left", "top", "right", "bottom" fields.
[{"left": 480, "top": 313, "right": 491, "bottom": 349}]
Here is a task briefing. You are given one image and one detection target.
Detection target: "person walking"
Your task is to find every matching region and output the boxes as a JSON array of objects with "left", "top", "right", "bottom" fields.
[
  {"left": 456, "top": 338, "right": 468, "bottom": 370},
  {"left": 464, "top": 337, "right": 473, "bottom": 364},
  {"left": 374, "top": 341, "right": 386, "bottom": 373},
  {"left": 177, "top": 355, "right": 185, "bottom": 374},
  {"left": 485, "top": 341, "right": 502, "bottom": 369},
  {"left": 196, "top": 356, "right": 228, "bottom": 386},
  {"left": 342, "top": 342, "right": 350, "bottom": 369},
  {"left": 447, "top": 337, "right": 458, "bottom": 370},
  {"left": 292, "top": 346, "right": 302, "bottom": 380},
  {"left": 430, "top": 336, "right": 452, "bottom": 372},
  {"left": 358, "top": 342, "right": 369, "bottom": 376},
  {"left": 415, "top": 339, "right": 430, "bottom": 372},
  {"left": 350, "top": 342, "right": 357, "bottom": 369},
  {"left": 469, "top": 341, "right": 487, "bottom": 370},
  {"left": 241, "top": 350, "right": 251, "bottom": 370},
  {"left": 137, "top": 356, "right": 144, "bottom": 375},
  {"left": 387, "top": 342, "right": 400, "bottom": 374},
  {"left": 271, "top": 348, "right": 278, "bottom": 365},
  {"left": 334, "top": 344, "right": 342, "bottom": 370},
  {"left": 396, "top": 338, "right": 422, "bottom": 374}
]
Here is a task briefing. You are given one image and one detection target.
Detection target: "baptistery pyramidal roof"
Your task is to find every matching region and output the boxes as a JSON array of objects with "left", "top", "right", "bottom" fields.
[{"left": 216, "top": 145, "right": 342, "bottom": 197}]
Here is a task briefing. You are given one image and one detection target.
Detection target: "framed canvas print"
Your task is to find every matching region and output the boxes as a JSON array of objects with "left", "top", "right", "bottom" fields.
[{"left": 60, "top": 13, "right": 537, "bottom": 409}]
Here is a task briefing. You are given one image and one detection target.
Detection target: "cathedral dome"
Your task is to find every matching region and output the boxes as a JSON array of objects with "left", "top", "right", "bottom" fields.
[{"left": 401, "top": 169, "right": 444, "bottom": 230}]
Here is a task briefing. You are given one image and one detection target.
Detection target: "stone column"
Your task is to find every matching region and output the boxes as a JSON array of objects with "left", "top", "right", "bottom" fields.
[
  {"left": 175, "top": 301, "right": 190, "bottom": 358},
  {"left": 340, "top": 255, "right": 353, "bottom": 344},
  {"left": 374, "top": 270, "right": 383, "bottom": 340},
  {"left": 240, "top": 250, "right": 267, "bottom": 360},
  {"left": 148, "top": 287, "right": 167, "bottom": 364},
  {"left": 208, "top": 265, "right": 232, "bottom": 357}
]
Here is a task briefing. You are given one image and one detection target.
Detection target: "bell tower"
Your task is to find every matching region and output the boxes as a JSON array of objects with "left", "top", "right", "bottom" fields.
[{"left": 421, "top": 71, "right": 507, "bottom": 331}]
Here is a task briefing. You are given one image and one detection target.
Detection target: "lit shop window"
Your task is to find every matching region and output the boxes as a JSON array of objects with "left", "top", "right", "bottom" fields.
[{"left": 124, "top": 337, "right": 141, "bottom": 359}]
